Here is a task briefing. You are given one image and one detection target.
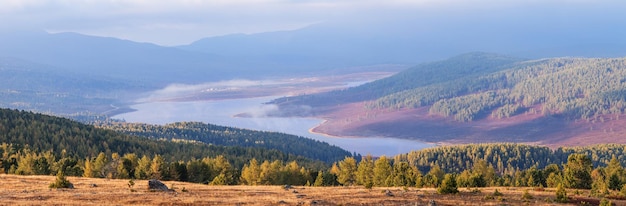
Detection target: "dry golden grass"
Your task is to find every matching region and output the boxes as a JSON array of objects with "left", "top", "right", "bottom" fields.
[{"left": 0, "top": 174, "right": 624, "bottom": 205}]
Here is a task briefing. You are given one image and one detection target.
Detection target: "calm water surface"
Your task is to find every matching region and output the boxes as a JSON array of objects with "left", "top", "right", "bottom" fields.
[{"left": 114, "top": 97, "right": 433, "bottom": 156}]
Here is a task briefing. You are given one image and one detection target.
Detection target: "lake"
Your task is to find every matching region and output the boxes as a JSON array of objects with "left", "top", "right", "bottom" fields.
[{"left": 114, "top": 96, "right": 434, "bottom": 156}]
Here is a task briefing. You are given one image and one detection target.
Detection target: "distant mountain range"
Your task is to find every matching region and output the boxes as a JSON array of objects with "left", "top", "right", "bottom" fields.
[{"left": 273, "top": 53, "right": 626, "bottom": 147}]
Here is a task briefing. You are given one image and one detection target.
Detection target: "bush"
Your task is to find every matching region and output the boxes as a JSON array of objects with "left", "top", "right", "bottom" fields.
[
  {"left": 522, "top": 189, "right": 534, "bottom": 200},
  {"left": 49, "top": 171, "right": 73, "bottom": 189},
  {"left": 599, "top": 198, "right": 611, "bottom": 206},
  {"left": 555, "top": 183, "right": 568, "bottom": 203},
  {"left": 493, "top": 189, "right": 503, "bottom": 196}
]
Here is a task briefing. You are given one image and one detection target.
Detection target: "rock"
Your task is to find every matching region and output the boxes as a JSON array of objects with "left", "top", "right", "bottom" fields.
[
  {"left": 283, "top": 185, "right": 293, "bottom": 190},
  {"left": 292, "top": 190, "right": 298, "bottom": 193},
  {"left": 147, "top": 179, "right": 171, "bottom": 191},
  {"left": 428, "top": 200, "right": 437, "bottom": 206},
  {"left": 385, "top": 190, "right": 394, "bottom": 196},
  {"left": 277, "top": 200, "right": 287, "bottom": 204},
  {"left": 90, "top": 184, "right": 97, "bottom": 188}
]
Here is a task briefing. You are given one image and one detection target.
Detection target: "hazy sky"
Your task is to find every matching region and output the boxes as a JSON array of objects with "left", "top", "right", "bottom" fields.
[{"left": 1, "top": 0, "right": 622, "bottom": 46}]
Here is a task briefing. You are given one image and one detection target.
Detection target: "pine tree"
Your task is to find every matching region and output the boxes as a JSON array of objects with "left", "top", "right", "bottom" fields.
[
  {"left": 83, "top": 157, "right": 94, "bottom": 178},
  {"left": 241, "top": 159, "right": 261, "bottom": 185},
  {"left": 93, "top": 152, "right": 109, "bottom": 178},
  {"left": 337, "top": 157, "right": 357, "bottom": 186},
  {"left": 150, "top": 155, "right": 164, "bottom": 180},
  {"left": 134, "top": 155, "right": 152, "bottom": 179},
  {"left": 373, "top": 156, "right": 392, "bottom": 187},
  {"left": 356, "top": 155, "right": 374, "bottom": 187},
  {"left": 437, "top": 174, "right": 458, "bottom": 194},
  {"left": 313, "top": 171, "right": 324, "bottom": 187},
  {"left": 563, "top": 154, "right": 592, "bottom": 189}
]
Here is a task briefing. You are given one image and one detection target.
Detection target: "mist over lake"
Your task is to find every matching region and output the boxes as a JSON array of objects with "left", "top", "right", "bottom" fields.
[{"left": 113, "top": 96, "right": 432, "bottom": 156}]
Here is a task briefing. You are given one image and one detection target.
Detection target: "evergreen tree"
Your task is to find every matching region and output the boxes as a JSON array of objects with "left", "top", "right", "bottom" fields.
[
  {"left": 437, "top": 174, "right": 458, "bottom": 194},
  {"left": 241, "top": 158, "right": 261, "bottom": 185},
  {"left": 134, "top": 155, "right": 152, "bottom": 179},
  {"left": 313, "top": 171, "right": 324, "bottom": 187},
  {"left": 356, "top": 155, "right": 374, "bottom": 187},
  {"left": 563, "top": 154, "right": 592, "bottom": 189},
  {"left": 150, "top": 155, "right": 164, "bottom": 180},
  {"left": 83, "top": 157, "right": 94, "bottom": 178},
  {"left": 93, "top": 152, "right": 109, "bottom": 178},
  {"left": 373, "top": 156, "right": 392, "bottom": 187},
  {"left": 337, "top": 157, "right": 357, "bottom": 186}
]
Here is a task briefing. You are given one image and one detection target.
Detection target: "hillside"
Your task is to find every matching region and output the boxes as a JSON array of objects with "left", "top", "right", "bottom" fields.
[
  {"left": 273, "top": 53, "right": 626, "bottom": 146},
  {"left": 0, "top": 108, "right": 329, "bottom": 173},
  {"left": 98, "top": 121, "right": 352, "bottom": 163},
  {"left": 0, "top": 58, "right": 141, "bottom": 115}
]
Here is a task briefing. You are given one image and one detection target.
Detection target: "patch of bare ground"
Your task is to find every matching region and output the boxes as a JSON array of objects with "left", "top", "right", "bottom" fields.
[
  {"left": 2, "top": 174, "right": 621, "bottom": 205},
  {"left": 312, "top": 103, "right": 626, "bottom": 147}
]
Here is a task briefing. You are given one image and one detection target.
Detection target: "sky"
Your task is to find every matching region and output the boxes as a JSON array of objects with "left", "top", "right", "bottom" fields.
[{"left": 0, "top": 0, "right": 623, "bottom": 46}]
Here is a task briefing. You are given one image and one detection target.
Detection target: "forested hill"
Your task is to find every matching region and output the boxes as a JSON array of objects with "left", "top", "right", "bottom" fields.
[
  {"left": 97, "top": 121, "right": 352, "bottom": 163},
  {"left": 270, "top": 52, "right": 523, "bottom": 107},
  {"left": 371, "top": 56, "right": 626, "bottom": 122},
  {"left": 0, "top": 108, "right": 327, "bottom": 169},
  {"left": 271, "top": 53, "right": 626, "bottom": 145}
]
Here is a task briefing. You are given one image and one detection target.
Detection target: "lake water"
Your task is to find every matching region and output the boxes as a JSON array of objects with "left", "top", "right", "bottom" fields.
[{"left": 113, "top": 96, "right": 433, "bottom": 156}]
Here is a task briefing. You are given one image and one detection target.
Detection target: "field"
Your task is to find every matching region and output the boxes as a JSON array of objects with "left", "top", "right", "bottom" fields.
[{"left": 0, "top": 174, "right": 622, "bottom": 205}]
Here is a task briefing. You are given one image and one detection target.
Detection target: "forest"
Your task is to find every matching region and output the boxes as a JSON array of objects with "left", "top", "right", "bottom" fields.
[
  {"left": 97, "top": 121, "right": 351, "bottom": 163},
  {"left": 272, "top": 53, "right": 626, "bottom": 124},
  {"left": 370, "top": 56, "right": 626, "bottom": 122},
  {"left": 0, "top": 108, "right": 330, "bottom": 172}
]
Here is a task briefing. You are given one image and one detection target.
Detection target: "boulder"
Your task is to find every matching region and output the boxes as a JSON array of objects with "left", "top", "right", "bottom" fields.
[{"left": 148, "top": 179, "right": 172, "bottom": 192}]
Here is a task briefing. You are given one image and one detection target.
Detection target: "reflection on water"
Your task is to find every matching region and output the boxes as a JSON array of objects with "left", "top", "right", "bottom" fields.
[{"left": 114, "top": 97, "right": 433, "bottom": 156}]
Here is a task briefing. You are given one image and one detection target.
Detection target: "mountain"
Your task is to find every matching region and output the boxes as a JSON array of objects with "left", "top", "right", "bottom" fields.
[
  {"left": 0, "top": 31, "right": 233, "bottom": 85},
  {"left": 180, "top": 9, "right": 626, "bottom": 71},
  {"left": 272, "top": 53, "right": 626, "bottom": 147},
  {"left": 0, "top": 57, "right": 143, "bottom": 115}
]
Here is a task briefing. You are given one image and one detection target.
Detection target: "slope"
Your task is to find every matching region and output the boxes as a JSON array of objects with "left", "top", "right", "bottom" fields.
[
  {"left": 98, "top": 121, "right": 352, "bottom": 163},
  {"left": 275, "top": 54, "right": 626, "bottom": 146},
  {"left": 0, "top": 108, "right": 328, "bottom": 169}
]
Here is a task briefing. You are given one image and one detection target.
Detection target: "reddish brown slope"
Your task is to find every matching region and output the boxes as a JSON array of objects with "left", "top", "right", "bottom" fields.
[{"left": 312, "top": 103, "right": 626, "bottom": 147}]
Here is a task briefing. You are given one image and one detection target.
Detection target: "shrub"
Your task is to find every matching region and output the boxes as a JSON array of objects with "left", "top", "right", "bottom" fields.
[
  {"left": 599, "top": 198, "right": 611, "bottom": 206},
  {"left": 493, "top": 189, "right": 503, "bottom": 196},
  {"left": 522, "top": 189, "right": 534, "bottom": 200},
  {"left": 555, "top": 183, "right": 568, "bottom": 203},
  {"left": 49, "top": 171, "right": 73, "bottom": 189}
]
